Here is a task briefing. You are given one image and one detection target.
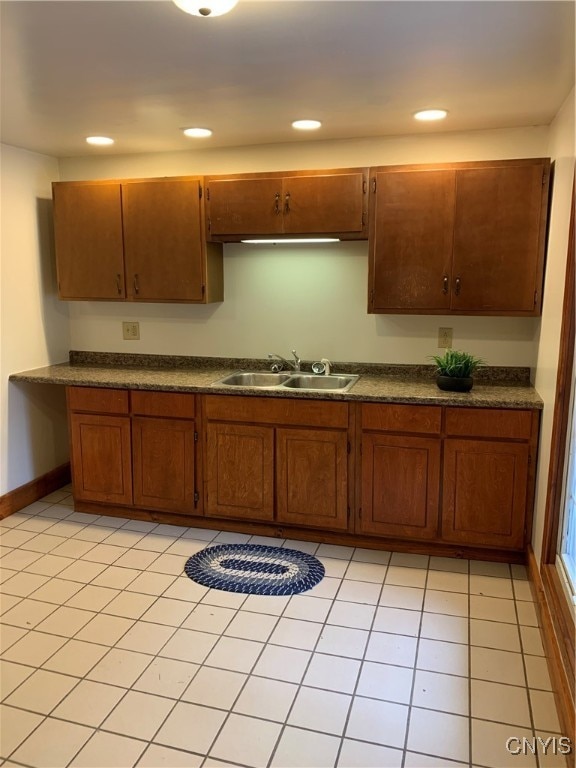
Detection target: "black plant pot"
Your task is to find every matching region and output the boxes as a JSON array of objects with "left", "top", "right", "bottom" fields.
[{"left": 436, "top": 375, "right": 474, "bottom": 392}]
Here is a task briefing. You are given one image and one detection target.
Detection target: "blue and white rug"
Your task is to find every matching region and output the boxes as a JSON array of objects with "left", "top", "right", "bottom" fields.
[{"left": 184, "top": 543, "right": 325, "bottom": 596}]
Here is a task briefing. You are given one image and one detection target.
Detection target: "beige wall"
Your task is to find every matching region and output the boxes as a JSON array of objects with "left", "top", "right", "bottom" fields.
[
  {"left": 532, "top": 89, "right": 576, "bottom": 565},
  {"left": 61, "top": 126, "right": 547, "bottom": 367},
  {"left": 0, "top": 144, "right": 70, "bottom": 495}
]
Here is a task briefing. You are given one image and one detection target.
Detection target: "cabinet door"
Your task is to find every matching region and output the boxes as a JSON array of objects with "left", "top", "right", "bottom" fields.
[
  {"left": 282, "top": 173, "right": 365, "bottom": 235},
  {"left": 207, "top": 178, "right": 283, "bottom": 236},
  {"left": 452, "top": 162, "right": 548, "bottom": 313},
  {"left": 205, "top": 422, "right": 274, "bottom": 520},
  {"left": 53, "top": 183, "right": 125, "bottom": 300},
  {"left": 360, "top": 433, "right": 440, "bottom": 539},
  {"left": 276, "top": 428, "right": 348, "bottom": 531},
  {"left": 369, "top": 170, "right": 455, "bottom": 312},
  {"left": 132, "top": 417, "right": 195, "bottom": 513},
  {"left": 122, "top": 179, "right": 205, "bottom": 302},
  {"left": 69, "top": 413, "right": 132, "bottom": 504},
  {"left": 442, "top": 439, "right": 529, "bottom": 549}
]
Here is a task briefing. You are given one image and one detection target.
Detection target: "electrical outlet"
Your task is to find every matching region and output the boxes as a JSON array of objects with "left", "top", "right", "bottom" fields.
[
  {"left": 438, "top": 327, "right": 453, "bottom": 348},
  {"left": 122, "top": 321, "right": 140, "bottom": 340}
]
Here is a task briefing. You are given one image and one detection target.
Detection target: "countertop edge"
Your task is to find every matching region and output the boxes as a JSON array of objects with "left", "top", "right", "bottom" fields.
[{"left": 9, "top": 364, "right": 544, "bottom": 410}]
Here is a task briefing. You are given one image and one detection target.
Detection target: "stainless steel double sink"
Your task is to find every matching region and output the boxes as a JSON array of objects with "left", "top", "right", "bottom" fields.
[{"left": 212, "top": 371, "right": 359, "bottom": 393}]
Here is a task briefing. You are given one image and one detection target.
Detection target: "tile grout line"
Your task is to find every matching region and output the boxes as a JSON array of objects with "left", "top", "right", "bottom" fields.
[
  {"left": 401, "top": 555, "right": 431, "bottom": 768},
  {"left": 1, "top": 496, "right": 559, "bottom": 768},
  {"left": 264, "top": 546, "right": 362, "bottom": 768},
  {"left": 332, "top": 552, "right": 394, "bottom": 768}
]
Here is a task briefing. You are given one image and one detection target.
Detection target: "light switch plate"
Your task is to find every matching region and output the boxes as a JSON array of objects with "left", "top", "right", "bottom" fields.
[
  {"left": 438, "top": 327, "right": 453, "bottom": 348},
  {"left": 122, "top": 321, "right": 140, "bottom": 340}
]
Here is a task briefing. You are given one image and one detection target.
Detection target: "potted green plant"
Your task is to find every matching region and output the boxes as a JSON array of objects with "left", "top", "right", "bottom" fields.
[{"left": 431, "top": 349, "right": 485, "bottom": 392}]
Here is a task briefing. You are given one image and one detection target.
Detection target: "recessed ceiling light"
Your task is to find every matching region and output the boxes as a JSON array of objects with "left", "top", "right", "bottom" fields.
[
  {"left": 183, "top": 127, "right": 213, "bottom": 138},
  {"left": 292, "top": 120, "right": 322, "bottom": 131},
  {"left": 173, "top": 0, "right": 238, "bottom": 17},
  {"left": 414, "top": 109, "right": 448, "bottom": 121},
  {"left": 86, "top": 136, "right": 114, "bottom": 146}
]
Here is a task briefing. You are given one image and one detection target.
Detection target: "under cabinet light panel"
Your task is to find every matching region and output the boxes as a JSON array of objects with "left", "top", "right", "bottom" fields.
[{"left": 241, "top": 238, "right": 340, "bottom": 244}]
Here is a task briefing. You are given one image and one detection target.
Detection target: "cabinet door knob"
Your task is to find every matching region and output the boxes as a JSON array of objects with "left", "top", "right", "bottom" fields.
[
  {"left": 116, "top": 274, "right": 122, "bottom": 295},
  {"left": 284, "top": 192, "right": 291, "bottom": 213},
  {"left": 442, "top": 275, "right": 449, "bottom": 294},
  {"left": 274, "top": 193, "right": 281, "bottom": 215},
  {"left": 455, "top": 277, "right": 461, "bottom": 296},
  {"left": 133, "top": 274, "right": 140, "bottom": 295}
]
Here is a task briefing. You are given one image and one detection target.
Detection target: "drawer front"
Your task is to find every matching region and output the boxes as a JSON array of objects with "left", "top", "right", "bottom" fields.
[
  {"left": 131, "top": 390, "right": 195, "bottom": 419},
  {"left": 361, "top": 404, "right": 442, "bottom": 434},
  {"left": 445, "top": 408, "right": 533, "bottom": 440},
  {"left": 67, "top": 386, "right": 129, "bottom": 414},
  {"left": 204, "top": 395, "right": 348, "bottom": 429}
]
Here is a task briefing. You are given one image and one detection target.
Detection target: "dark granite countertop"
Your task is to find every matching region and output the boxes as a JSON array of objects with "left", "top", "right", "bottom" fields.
[{"left": 9, "top": 351, "right": 543, "bottom": 410}]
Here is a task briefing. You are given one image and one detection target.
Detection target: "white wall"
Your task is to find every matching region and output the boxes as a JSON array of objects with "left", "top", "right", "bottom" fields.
[
  {"left": 532, "top": 89, "right": 576, "bottom": 565},
  {"left": 62, "top": 126, "right": 547, "bottom": 366},
  {"left": 0, "top": 144, "right": 70, "bottom": 495}
]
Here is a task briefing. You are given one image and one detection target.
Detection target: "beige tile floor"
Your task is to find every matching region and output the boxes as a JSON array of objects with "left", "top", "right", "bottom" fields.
[{"left": 0, "top": 487, "right": 568, "bottom": 768}]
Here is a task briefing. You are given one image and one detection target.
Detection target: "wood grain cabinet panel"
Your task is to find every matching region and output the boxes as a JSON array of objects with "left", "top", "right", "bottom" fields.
[
  {"left": 368, "top": 158, "right": 550, "bottom": 316},
  {"left": 442, "top": 438, "right": 529, "bottom": 549},
  {"left": 53, "top": 182, "right": 125, "bottom": 300},
  {"left": 369, "top": 169, "right": 455, "bottom": 312},
  {"left": 53, "top": 178, "right": 223, "bottom": 303},
  {"left": 452, "top": 164, "right": 547, "bottom": 312},
  {"left": 360, "top": 434, "right": 440, "bottom": 539},
  {"left": 282, "top": 173, "right": 365, "bottom": 235},
  {"left": 206, "top": 169, "right": 368, "bottom": 241},
  {"left": 69, "top": 413, "right": 132, "bottom": 505},
  {"left": 205, "top": 422, "right": 275, "bottom": 521},
  {"left": 122, "top": 180, "right": 206, "bottom": 302},
  {"left": 132, "top": 417, "right": 195, "bottom": 513},
  {"left": 276, "top": 428, "right": 348, "bottom": 531},
  {"left": 206, "top": 178, "right": 283, "bottom": 236},
  {"left": 67, "top": 386, "right": 129, "bottom": 415}
]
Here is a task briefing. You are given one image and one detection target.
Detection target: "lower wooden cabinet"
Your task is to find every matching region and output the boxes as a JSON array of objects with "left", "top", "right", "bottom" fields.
[
  {"left": 360, "top": 433, "right": 440, "bottom": 539},
  {"left": 67, "top": 387, "right": 198, "bottom": 514},
  {"left": 358, "top": 403, "right": 538, "bottom": 551},
  {"left": 66, "top": 387, "right": 539, "bottom": 558},
  {"left": 205, "top": 422, "right": 274, "bottom": 521},
  {"left": 132, "top": 417, "right": 196, "bottom": 513},
  {"left": 276, "top": 428, "right": 348, "bottom": 531},
  {"left": 442, "top": 438, "right": 529, "bottom": 549},
  {"left": 203, "top": 395, "right": 350, "bottom": 530},
  {"left": 69, "top": 412, "right": 133, "bottom": 505}
]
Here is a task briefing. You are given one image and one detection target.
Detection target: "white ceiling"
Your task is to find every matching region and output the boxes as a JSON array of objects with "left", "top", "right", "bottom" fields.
[{"left": 1, "top": 0, "right": 574, "bottom": 158}]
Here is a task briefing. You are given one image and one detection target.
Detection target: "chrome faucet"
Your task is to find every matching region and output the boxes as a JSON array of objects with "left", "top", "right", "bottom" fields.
[{"left": 268, "top": 350, "right": 301, "bottom": 372}]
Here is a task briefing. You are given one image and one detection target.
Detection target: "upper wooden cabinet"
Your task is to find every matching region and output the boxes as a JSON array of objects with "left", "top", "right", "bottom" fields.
[
  {"left": 53, "top": 178, "right": 223, "bottom": 303},
  {"left": 204, "top": 169, "right": 369, "bottom": 241},
  {"left": 368, "top": 158, "right": 550, "bottom": 316}
]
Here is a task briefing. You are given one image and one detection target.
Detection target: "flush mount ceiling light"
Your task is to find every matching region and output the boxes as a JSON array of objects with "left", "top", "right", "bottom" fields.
[
  {"left": 183, "top": 127, "right": 213, "bottom": 138},
  {"left": 292, "top": 120, "right": 322, "bottom": 131},
  {"left": 85, "top": 136, "right": 114, "bottom": 145},
  {"left": 413, "top": 109, "right": 448, "bottom": 121},
  {"left": 173, "top": 0, "right": 238, "bottom": 16}
]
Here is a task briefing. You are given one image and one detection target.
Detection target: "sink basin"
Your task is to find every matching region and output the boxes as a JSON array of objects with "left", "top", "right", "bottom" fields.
[
  {"left": 214, "top": 371, "right": 292, "bottom": 387},
  {"left": 282, "top": 374, "right": 359, "bottom": 392},
  {"left": 212, "top": 371, "right": 359, "bottom": 393}
]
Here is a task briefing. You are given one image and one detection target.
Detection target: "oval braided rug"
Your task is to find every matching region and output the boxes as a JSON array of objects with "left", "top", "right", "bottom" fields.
[{"left": 184, "top": 543, "right": 325, "bottom": 595}]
